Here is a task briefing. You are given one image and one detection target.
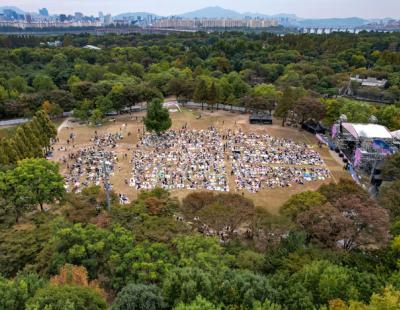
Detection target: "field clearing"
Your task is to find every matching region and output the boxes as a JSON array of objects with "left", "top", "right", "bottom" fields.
[{"left": 52, "top": 109, "right": 349, "bottom": 214}]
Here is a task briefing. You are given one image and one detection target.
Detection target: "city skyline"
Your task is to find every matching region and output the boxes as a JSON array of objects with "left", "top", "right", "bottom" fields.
[{"left": 2, "top": 0, "right": 400, "bottom": 19}]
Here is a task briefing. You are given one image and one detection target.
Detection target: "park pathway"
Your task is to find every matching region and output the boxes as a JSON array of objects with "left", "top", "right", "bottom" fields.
[{"left": 57, "top": 118, "right": 71, "bottom": 134}]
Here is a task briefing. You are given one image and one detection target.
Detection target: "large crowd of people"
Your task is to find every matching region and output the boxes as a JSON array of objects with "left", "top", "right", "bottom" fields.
[
  {"left": 61, "top": 132, "right": 122, "bottom": 193},
  {"left": 130, "top": 127, "right": 229, "bottom": 191},
  {"left": 57, "top": 125, "right": 330, "bottom": 195},
  {"left": 226, "top": 130, "right": 331, "bottom": 192},
  {"left": 129, "top": 127, "right": 330, "bottom": 193}
]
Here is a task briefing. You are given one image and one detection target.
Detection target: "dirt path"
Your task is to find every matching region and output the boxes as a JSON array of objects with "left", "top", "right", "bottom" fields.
[{"left": 57, "top": 118, "right": 71, "bottom": 133}]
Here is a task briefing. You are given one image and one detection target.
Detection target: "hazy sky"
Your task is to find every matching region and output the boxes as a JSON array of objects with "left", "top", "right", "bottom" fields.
[{"left": 3, "top": 0, "right": 400, "bottom": 19}]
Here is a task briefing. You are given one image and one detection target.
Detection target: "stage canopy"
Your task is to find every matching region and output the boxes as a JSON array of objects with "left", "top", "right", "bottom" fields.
[
  {"left": 342, "top": 123, "right": 393, "bottom": 139},
  {"left": 392, "top": 130, "right": 400, "bottom": 140}
]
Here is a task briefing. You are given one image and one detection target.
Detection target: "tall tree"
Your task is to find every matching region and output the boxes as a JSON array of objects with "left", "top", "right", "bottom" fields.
[
  {"left": 207, "top": 82, "right": 218, "bottom": 111},
  {"left": 112, "top": 283, "right": 164, "bottom": 310},
  {"left": 293, "top": 96, "right": 326, "bottom": 124},
  {"left": 275, "top": 86, "right": 298, "bottom": 126},
  {"left": 381, "top": 152, "right": 400, "bottom": 181},
  {"left": 378, "top": 181, "right": 400, "bottom": 220},
  {"left": 0, "top": 169, "right": 33, "bottom": 223},
  {"left": 12, "top": 158, "right": 65, "bottom": 212},
  {"left": 194, "top": 79, "right": 208, "bottom": 110},
  {"left": 144, "top": 99, "right": 172, "bottom": 135},
  {"left": 32, "top": 75, "right": 56, "bottom": 92},
  {"left": 34, "top": 110, "right": 57, "bottom": 144},
  {"left": 297, "top": 195, "right": 390, "bottom": 251},
  {"left": 26, "top": 284, "right": 107, "bottom": 310},
  {"left": 182, "top": 192, "right": 255, "bottom": 239}
]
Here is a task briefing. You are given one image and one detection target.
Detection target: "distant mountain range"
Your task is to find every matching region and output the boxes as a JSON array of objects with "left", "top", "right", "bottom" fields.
[
  {"left": 1, "top": 5, "right": 393, "bottom": 28},
  {"left": 114, "top": 7, "right": 376, "bottom": 28},
  {"left": 176, "top": 7, "right": 373, "bottom": 27},
  {"left": 0, "top": 6, "right": 26, "bottom": 15},
  {"left": 114, "top": 12, "right": 160, "bottom": 20},
  {"left": 178, "top": 6, "right": 295, "bottom": 20},
  {"left": 178, "top": 6, "right": 243, "bottom": 19}
]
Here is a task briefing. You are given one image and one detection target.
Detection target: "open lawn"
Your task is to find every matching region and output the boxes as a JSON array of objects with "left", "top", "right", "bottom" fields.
[{"left": 52, "top": 109, "right": 349, "bottom": 214}]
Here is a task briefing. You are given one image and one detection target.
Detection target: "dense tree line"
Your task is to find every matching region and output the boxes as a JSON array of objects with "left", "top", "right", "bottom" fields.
[
  {"left": 0, "top": 111, "right": 57, "bottom": 168},
  {"left": 0, "top": 32, "right": 400, "bottom": 129}
]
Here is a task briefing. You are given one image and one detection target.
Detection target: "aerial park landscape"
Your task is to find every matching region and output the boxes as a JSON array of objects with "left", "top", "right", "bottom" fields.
[{"left": 1, "top": 1, "right": 400, "bottom": 309}]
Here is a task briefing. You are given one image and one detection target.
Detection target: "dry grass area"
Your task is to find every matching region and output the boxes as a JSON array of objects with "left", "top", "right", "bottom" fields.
[{"left": 52, "top": 109, "right": 350, "bottom": 214}]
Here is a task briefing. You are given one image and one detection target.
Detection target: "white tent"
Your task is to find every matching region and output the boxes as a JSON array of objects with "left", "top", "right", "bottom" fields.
[
  {"left": 391, "top": 130, "right": 400, "bottom": 140},
  {"left": 342, "top": 123, "right": 393, "bottom": 139},
  {"left": 163, "top": 101, "right": 181, "bottom": 112},
  {"left": 83, "top": 45, "right": 101, "bottom": 50}
]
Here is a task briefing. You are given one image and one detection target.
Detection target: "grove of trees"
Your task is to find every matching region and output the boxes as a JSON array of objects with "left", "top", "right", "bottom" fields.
[{"left": 0, "top": 31, "right": 400, "bottom": 128}]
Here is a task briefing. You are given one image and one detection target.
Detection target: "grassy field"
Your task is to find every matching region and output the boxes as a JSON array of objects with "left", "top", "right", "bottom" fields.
[{"left": 51, "top": 109, "right": 349, "bottom": 214}]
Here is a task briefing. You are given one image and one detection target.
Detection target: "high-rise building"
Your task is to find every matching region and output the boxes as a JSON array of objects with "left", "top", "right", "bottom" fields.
[
  {"left": 74, "top": 12, "right": 84, "bottom": 20},
  {"left": 25, "top": 14, "right": 32, "bottom": 23},
  {"left": 104, "top": 14, "right": 112, "bottom": 25},
  {"left": 39, "top": 8, "right": 49, "bottom": 17}
]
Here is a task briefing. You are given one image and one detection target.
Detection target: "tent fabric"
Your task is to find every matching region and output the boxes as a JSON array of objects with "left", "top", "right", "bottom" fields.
[
  {"left": 392, "top": 130, "right": 400, "bottom": 139},
  {"left": 341, "top": 123, "right": 358, "bottom": 138},
  {"left": 342, "top": 123, "right": 392, "bottom": 139}
]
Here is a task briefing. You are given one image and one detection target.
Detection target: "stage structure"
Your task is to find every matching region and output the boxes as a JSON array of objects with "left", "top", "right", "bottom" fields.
[
  {"left": 332, "top": 122, "right": 397, "bottom": 173},
  {"left": 249, "top": 113, "right": 273, "bottom": 125}
]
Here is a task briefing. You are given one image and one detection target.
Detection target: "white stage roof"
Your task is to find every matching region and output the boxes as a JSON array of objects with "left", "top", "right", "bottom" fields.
[
  {"left": 392, "top": 130, "right": 400, "bottom": 139},
  {"left": 342, "top": 123, "right": 393, "bottom": 139}
]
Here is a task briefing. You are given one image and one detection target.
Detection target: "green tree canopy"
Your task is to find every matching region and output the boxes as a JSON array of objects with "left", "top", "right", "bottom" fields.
[
  {"left": 112, "top": 283, "right": 165, "bottom": 310},
  {"left": 26, "top": 284, "right": 107, "bottom": 310},
  {"left": 144, "top": 99, "right": 172, "bottom": 135}
]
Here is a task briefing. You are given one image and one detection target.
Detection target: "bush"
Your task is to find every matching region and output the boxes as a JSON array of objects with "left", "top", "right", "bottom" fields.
[
  {"left": 26, "top": 284, "right": 107, "bottom": 310},
  {"left": 113, "top": 283, "right": 164, "bottom": 310}
]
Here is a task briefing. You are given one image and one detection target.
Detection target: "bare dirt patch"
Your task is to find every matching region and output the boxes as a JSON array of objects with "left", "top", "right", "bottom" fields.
[{"left": 51, "top": 109, "right": 349, "bottom": 214}]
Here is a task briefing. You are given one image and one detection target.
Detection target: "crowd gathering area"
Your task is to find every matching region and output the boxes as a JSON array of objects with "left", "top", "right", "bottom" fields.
[{"left": 52, "top": 110, "right": 341, "bottom": 211}]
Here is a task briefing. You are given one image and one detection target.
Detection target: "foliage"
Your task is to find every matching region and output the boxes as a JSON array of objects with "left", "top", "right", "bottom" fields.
[
  {"left": 339, "top": 99, "right": 374, "bottom": 123},
  {"left": 26, "top": 284, "right": 107, "bottom": 310},
  {"left": 0, "top": 273, "right": 46, "bottom": 310},
  {"left": 381, "top": 152, "right": 400, "bottom": 181},
  {"left": 144, "top": 99, "right": 171, "bottom": 134},
  {"left": 280, "top": 191, "right": 327, "bottom": 220},
  {"left": 292, "top": 260, "right": 364, "bottom": 305},
  {"left": 50, "top": 264, "right": 106, "bottom": 299},
  {"left": 0, "top": 110, "right": 56, "bottom": 167},
  {"left": 378, "top": 181, "right": 400, "bottom": 220},
  {"left": 275, "top": 86, "right": 305, "bottom": 126},
  {"left": 162, "top": 267, "right": 215, "bottom": 307},
  {"left": 0, "top": 223, "right": 50, "bottom": 277},
  {"left": 0, "top": 158, "right": 64, "bottom": 223},
  {"left": 293, "top": 96, "right": 326, "bottom": 124},
  {"left": 174, "top": 296, "right": 219, "bottom": 310},
  {"left": 112, "top": 283, "right": 165, "bottom": 310},
  {"left": 318, "top": 179, "right": 370, "bottom": 204},
  {"left": 297, "top": 195, "right": 390, "bottom": 251},
  {"left": 173, "top": 234, "right": 231, "bottom": 270},
  {"left": 13, "top": 158, "right": 65, "bottom": 210},
  {"left": 182, "top": 191, "right": 255, "bottom": 238}
]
